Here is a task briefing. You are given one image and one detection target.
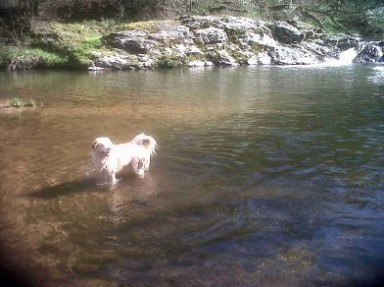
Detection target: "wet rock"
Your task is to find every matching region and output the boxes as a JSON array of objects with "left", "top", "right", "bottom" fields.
[
  {"left": 188, "top": 60, "right": 205, "bottom": 67},
  {"left": 324, "top": 35, "right": 360, "bottom": 51},
  {"left": 188, "top": 60, "right": 214, "bottom": 67},
  {"left": 353, "top": 42, "right": 384, "bottom": 63}
]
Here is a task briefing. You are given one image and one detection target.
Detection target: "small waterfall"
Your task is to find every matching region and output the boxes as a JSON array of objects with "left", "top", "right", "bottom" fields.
[
  {"left": 338, "top": 48, "right": 358, "bottom": 64},
  {"left": 320, "top": 47, "right": 358, "bottom": 67}
]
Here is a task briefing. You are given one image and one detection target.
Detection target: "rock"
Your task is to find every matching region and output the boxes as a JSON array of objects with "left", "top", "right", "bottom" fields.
[
  {"left": 180, "top": 15, "right": 215, "bottom": 30},
  {"left": 221, "top": 16, "right": 265, "bottom": 34},
  {"left": 188, "top": 60, "right": 214, "bottom": 68},
  {"left": 353, "top": 42, "right": 384, "bottom": 63},
  {"left": 98, "top": 15, "right": 371, "bottom": 70},
  {"left": 269, "top": 45, "right": 323, "bottom": 65},
  {"left": 149, "top": 25, "right": 194, "bottom": 46},
  {"left": 271, "top": 21, "right": 305, "bottom": 44},
  {"left": 324, "top": 35, "right": 360, "bottom": 51},
  {"left": 194, "top": 27, "right": 228, "bottom": 45},
  {"left": 245, "top": 31, "right": 277, "bottom": 49},
  {"left": 88, "top": 65, "right": 105, "bottom": 71},
  {"left": 188, "top": 60, "right": 206, "bottom": 67},
  {"left": 206, "top": 49, "right": 238, "bottom": 66},
  {"left": 105, "top": 31, "right": 159, "bottom": 54},
  {"left": 187, "top": 45, "right": 204, "bottom": 56},
  {"left": 95, "top": 54, "right": 143, "bottom": 70},
  {"left": 247, "top": 52, "right": 271, "bottom": 65}
]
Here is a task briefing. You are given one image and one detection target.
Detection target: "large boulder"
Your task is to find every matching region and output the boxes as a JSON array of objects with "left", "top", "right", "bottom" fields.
[
  {"left": 353, "top": 41, "right": 384, "bottom": 63},
  {"left": 271, "top": 21, "right": 305, "bottom": 44},
  {"left": 324, "top": 35, "right": 360, "bottom": 51},
  {"left": 244, "top": 31, "right": 277, "bottom": 49},
  {"left": 148, "top": 25, "right": 194, "bottom": 46},
  {"left": 206, "top": 48, "right": 238, "bottom": 66},
  {"left": 268, "top": 41, "right": 339, "bottom": 65},
  {"left": 268, "top": 45, "right": 319, "bottom": 65},
  {"left": 105, "top": 30, "right": 159, "bottom": 54},
  {"left": 194, "top": 27, "right": 228, "bottom": 45}
]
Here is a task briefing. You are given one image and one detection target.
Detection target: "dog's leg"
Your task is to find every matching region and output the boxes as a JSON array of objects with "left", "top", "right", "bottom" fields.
[
  {"left": 131, "top": 157, "right": 146, "bottom": 178},
  {"left": 109, "top": 173, "right": 118, "bottom": 184}
]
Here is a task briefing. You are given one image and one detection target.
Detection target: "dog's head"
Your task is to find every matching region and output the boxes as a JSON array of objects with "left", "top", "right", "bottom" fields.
[
  {"left": 92, "top": 137, "right": 114, "bottom": 157},
  {"left": 130, "top": 133, "right": 157, "bottom": 155}
]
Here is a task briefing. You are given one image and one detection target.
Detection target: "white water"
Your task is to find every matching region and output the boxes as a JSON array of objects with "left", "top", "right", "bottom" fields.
[
  {"left": 370, "top": 65, "right": 384, "bottom": 84},
  {"left": 279, "top": 47, "right": 359, "bottom": 69},
  {"left": 320, "top": 47, "right": 358, "bottom": 67}
]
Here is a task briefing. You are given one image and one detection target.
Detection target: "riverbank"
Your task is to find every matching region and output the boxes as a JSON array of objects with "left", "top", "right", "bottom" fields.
[{"left": 1, "top": 15, "right": 383, "bottom": 71}]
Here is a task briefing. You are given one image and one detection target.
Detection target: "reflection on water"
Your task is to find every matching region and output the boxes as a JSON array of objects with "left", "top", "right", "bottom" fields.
[{"left": 1, "top": 66, "right": 384, "bottom": 286}]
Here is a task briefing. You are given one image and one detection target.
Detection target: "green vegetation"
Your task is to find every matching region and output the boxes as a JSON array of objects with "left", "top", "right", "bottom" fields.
[
  {"left": 115, "top": 20, "right": 177, "bottom": 32},
  {"left": 157, "top": 54, "right": 184, "bottom": 68},
  {"left": 5, "top": 97, "right": 39, "bottom": 108},
  {"left": 0, "top": 45, "right": 67, "bottom": 70}
]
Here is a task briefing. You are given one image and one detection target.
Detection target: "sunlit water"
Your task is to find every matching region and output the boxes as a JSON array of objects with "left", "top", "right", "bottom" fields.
[{"left": 1, "top": 65, "right": 384, "bottom": 287}]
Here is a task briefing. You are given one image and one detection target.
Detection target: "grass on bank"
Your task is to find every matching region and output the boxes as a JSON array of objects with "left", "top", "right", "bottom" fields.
[
  {"left": 0, "top": 45, "right": 68, "bottom": 70},
  {"left": 0, "top": 18, "right": 174, "bottom": 70},
  {"left": 0, "top": 20, "right": 110, "bottom": 70},
  {"left": 0, "top": 97, "right": 41, "bottom": 108}
]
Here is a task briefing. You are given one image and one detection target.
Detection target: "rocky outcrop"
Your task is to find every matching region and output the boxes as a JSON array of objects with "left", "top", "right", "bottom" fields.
[
  {"left": 271, "top": 21, "right": 304, "bottom": 44},
  {"left": 353, "top": 41, "right": 384, "bottom": 63},
  {"left": 92, "top": 15, "right": 373, "bottom": 70}
]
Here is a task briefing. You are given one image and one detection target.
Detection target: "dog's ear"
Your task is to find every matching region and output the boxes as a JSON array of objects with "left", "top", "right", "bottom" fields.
[
  {"left": 142, "top": 138, "right": 150, "bottom": 147},
  {"left": 91, "top": 141, "right": 98, "bottom": 150}
]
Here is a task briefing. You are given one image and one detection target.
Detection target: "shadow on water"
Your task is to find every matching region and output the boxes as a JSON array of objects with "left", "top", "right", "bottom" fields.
[{"left": 27, "top": 177, "right": 102, "bottom": 199}]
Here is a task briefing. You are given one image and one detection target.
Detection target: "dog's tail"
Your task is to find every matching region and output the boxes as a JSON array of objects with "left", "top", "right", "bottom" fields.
[
  {"left": 142, "top": 136, "right": 157, "bottom": 155},
  {"left": 130, "top": 133, "right": 157, "bottom": 155}
]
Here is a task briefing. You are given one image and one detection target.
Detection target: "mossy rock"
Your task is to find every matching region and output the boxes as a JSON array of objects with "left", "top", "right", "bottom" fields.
[{"left": 157, "top": 55, "right": 184, "bottom": 68}]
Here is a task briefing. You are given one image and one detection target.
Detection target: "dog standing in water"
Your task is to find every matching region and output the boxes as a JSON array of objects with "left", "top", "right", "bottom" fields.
[{"left": 91, "top": 133, "right": 157, "bottom": 184}]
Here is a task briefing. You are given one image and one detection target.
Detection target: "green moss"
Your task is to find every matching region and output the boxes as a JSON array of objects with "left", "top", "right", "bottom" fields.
[
  {"left": 157, "top": 54, "right": 184, "bottom": 68},
  {"left": 7, "top": 97, "right": 39, "bottom": 108},
  {"left": 115, "top": 20, "right": 176, "bottom": 32},
  {"left": 9, "top": 97, "right": 23, "bottom": 108},
  {"left": 228, "top": 49, "right": 247, "bottom": 64},
  {"left": 250, "top": 43, "right": 265, "bottom": 53}
]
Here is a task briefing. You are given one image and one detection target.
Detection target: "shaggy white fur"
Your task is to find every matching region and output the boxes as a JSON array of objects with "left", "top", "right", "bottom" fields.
[{"left": 92, "top": 133, "right": 157, "bottom": 184}]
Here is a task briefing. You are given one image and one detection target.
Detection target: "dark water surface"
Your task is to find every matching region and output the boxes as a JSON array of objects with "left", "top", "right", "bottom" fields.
[{"left": 1, "top": 66, "right": 384, "bottom": 287}]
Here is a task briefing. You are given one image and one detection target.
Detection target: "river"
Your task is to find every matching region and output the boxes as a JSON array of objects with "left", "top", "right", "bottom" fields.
[{"left": 1, "top": 65, "right": 384, "bottom": 287}]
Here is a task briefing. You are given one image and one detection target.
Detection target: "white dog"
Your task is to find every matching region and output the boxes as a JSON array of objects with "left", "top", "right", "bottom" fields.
[{"left": 91, "top": 133, "right": 157, "bottom": 184}]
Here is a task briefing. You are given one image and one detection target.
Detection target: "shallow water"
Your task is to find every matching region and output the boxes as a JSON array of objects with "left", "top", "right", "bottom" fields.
[{"left": 1, "top": 65, "right": 384, "bottom": 287}]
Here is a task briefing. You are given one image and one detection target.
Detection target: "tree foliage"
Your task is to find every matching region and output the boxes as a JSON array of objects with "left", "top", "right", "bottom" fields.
[{"left": 0, "top": 0, "right": 383, "bottom": 39}]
